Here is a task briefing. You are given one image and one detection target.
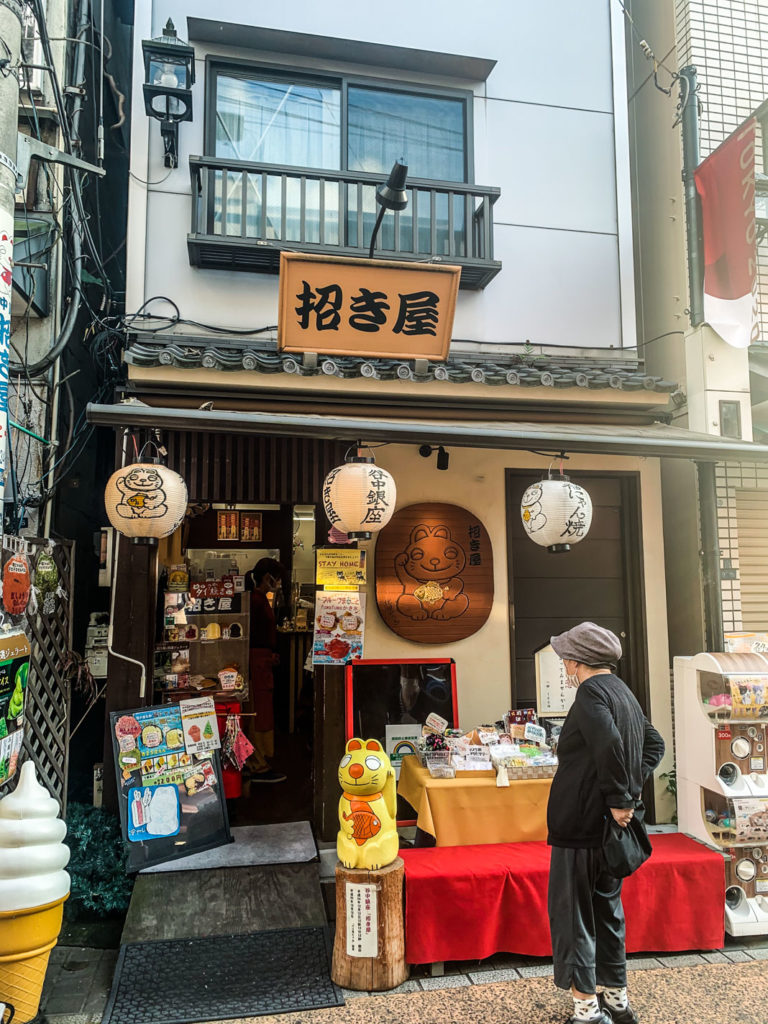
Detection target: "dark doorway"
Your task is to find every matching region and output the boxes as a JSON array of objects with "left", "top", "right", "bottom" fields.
[{"left": 505, "top": 471, "right": 649, "bottom": 713}]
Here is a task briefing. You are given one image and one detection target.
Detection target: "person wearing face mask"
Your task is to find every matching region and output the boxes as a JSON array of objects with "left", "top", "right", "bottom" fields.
[
  {"left": 243, "top": 558, "right": 287, "bottom": 784},
  {"left": 546, "top": 622, "right": 664, "bottom": 1024}
]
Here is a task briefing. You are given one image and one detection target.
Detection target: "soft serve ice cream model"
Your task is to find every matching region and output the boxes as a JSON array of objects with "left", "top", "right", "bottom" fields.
[{"left": 0, "top": 761, "right": 71, "bottom": 1022}]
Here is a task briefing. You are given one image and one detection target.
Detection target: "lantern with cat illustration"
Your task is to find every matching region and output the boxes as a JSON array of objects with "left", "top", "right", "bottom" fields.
[{"left": 105, "top": 462, "right": 188, "bottom": 544}]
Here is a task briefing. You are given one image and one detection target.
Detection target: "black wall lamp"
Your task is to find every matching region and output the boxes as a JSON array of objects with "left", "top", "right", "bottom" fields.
[
  {"left": 419, "top": 444, "right": 449, "bottom": 470},
  {"left": 142, "top": 19, "right": 195, "bottom": 168},
  {"left": 368, "top": 160, "right": 409, "bottom": 259}
]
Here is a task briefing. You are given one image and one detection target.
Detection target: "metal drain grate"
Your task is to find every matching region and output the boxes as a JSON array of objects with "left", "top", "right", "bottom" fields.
[{"left": 102, "top": 927, "right": 343, "bottom": 1024}]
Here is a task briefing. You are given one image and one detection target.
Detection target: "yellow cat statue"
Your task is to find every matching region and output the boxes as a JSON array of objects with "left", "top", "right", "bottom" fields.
[{"left": 337, "top": 738, "right": 399, "bottom": 871}]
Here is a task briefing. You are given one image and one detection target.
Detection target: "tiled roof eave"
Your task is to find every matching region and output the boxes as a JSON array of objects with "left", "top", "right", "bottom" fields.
[{"left": 125, "top": 341, "right": 678, "bottom": 394}]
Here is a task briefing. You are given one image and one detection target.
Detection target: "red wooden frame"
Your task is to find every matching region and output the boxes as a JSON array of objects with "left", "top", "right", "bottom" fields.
[
  {"left": 345, "top": 658, "right": 459, "bottom": 828},
  {"left": 344, "top": 658, "right": 459, "bottom": 739}
]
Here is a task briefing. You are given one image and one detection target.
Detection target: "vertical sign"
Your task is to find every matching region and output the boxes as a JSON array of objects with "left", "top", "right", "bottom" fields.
[
  {"left": 0, "top": 209, "right": 12, "bottom": 550},
  {"left": 345, "top": 882, "right": 378, "bottom": 958}
]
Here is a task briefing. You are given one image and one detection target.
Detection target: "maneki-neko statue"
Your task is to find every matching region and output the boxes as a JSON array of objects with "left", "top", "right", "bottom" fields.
[{"left": 337, "top": 738, "right": 398, "bottom": 871}]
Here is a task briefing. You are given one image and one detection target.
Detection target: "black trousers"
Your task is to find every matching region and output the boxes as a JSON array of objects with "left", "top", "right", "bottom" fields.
[{"left": 548, "top": 846, "right": 627, "bottom": 994}]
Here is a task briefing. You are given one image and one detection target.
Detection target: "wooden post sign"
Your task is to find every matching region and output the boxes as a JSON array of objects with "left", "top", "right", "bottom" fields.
[
  {"left": 375, "top": 502, "right": 494, "bottom": 644},
  {"left": 277, "top": 253, "right": 460, "bottom": 361}
]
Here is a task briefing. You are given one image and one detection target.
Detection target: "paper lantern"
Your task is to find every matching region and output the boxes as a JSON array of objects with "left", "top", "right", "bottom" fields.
[
  {"left": 322, "top": 458, "right": 396, "bottom": 540},
  {"left": 520, "top": 476, "right": 593, "bottom": 553},
  {"left": 105, "top": 461, "right": 188, "bottom": 544}
]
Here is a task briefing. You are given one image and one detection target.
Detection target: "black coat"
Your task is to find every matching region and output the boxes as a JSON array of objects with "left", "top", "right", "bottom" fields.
[{"left": 547, "top": 673, "right": 665, "bottom": 849}]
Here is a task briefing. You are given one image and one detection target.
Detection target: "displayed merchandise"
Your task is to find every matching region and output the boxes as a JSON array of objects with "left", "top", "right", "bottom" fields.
[
  {"left": 159, "top": 590, "right": 249, "bottom": 700},
  {"left": 0, "top": 762, "right": 70, "bottom": 1023},
  {"left": 2, "top": 552, "right": 31, "bottom": 616},
  {"left": 221, "top": 713, "right": 254, "bottom": 771},
  {"left": 111, "top": 703, "right": 231, "bottom": 871},
  {"left": 337, "top": 738, "right": 398, "bottom": 870},
  {"left": 313, "top": 591, "right": 364, "bottom": 665},
  {"left": 0, "top": 629, "right": 31, "bottom": 787},
  {"left": 34, "top": 547, "right": 61, "bottom": 616},
  {"left": 675, "top": 650, "right": 768, "bottom": 936}
]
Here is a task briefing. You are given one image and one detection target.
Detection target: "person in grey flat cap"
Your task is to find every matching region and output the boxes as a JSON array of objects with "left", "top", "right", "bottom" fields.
[{"left": 546, "top": 622, "right": 664, "bottom": 1024}]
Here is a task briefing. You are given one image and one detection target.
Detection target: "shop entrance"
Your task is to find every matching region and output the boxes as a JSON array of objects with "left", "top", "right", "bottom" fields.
[
  {"left": 505, "top": 470, "right": 648, "bottom": 712},
  {"left": 158, "top": 503, "right": 319, "bottom": 826}
]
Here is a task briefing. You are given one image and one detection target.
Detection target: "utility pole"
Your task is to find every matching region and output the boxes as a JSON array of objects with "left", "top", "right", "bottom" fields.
[
  {"left": 0, "top": 0, "right": 24, "bottom": 555},
  {"left": 679, "top": 65, "right": 704, "bottom": 328}
]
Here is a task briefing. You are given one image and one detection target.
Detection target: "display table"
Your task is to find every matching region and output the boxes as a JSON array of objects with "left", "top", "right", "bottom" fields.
[
  {"left": 397, "top": 756, "right": 551, "bottom": 845},
  {"left": 400, "top": 833, "right": 725, "bottom": 964}
]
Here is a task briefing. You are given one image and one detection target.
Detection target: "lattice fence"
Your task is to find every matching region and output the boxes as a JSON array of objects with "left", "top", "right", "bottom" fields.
[{"left": 20, "top": 539, "right": 75, "bottom": 811}]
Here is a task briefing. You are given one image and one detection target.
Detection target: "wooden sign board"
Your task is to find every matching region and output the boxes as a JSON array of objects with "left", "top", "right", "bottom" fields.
[
  {"left": 375, "top": 503, "right": 493, "bottom": 644},
  {"left": 277, "top": 253, "right": 460, "bottom": 361}
]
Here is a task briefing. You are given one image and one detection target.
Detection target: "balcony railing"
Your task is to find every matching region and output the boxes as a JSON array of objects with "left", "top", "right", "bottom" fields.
[{"left": 188, "top": 156, "right": 502, "bottom": 290}]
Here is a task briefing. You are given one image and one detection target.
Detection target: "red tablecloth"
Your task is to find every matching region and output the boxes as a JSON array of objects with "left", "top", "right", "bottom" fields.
[{"left": 401, "top": 833, "right": 725, "bottom": 964}]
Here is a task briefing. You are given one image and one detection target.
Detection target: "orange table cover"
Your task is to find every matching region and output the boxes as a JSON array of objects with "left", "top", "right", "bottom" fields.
[{"left": 397, "top": 756, "right": 551, "bottom": 846}]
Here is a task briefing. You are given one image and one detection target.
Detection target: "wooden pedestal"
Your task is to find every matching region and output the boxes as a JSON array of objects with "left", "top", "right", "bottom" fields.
[{"left": 331, "top": 857, "right": 409, "bottom": 992}]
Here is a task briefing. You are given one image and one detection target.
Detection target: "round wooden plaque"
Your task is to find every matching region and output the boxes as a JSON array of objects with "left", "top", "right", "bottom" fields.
[{"left": 375, "top": 502, "right": 494, "bottom": 644}]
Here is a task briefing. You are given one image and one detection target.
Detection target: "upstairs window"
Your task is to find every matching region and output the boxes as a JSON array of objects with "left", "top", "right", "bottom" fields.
[{"left": 210, "top": 64, "right": 470, "bottom": 183}]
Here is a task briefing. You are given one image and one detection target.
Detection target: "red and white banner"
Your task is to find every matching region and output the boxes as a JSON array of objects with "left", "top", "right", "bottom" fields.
[{"left": 694, "top": 118, "right": 758, "bottom": 349}]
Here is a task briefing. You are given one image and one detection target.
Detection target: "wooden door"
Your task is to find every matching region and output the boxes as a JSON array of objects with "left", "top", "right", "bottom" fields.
[{"left": 506, "top": 471, "right": 648, "bottom": 712}]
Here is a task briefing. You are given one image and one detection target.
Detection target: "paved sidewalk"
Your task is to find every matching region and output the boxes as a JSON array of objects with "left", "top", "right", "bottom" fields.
[
  {"left": 35, "top": 940, "right": 768, "bottom": 1024},
  {"left": 39, "top": 946, "right": 119, "bottom": 1024}
]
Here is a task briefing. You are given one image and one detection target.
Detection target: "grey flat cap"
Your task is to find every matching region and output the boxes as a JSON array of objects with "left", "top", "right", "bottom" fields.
[{"left": 550, "top": 621, "right": 622, "bottom": 666}]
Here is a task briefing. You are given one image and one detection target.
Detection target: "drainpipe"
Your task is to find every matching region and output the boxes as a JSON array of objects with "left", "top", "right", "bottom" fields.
[
  {"left": 679, "top": 66, "right": 704, "bottom": 328},
  {"left": 697, "top": 461, "right": 724, "bottom": 652}
]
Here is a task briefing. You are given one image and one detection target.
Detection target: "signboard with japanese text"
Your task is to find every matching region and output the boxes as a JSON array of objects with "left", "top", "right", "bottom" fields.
[
  {"left": 345, "top": 882, "right": 378, "bottom": 957},
  {"left": 0, "top": 629, "right": 30, "bottom": 788},
  {"left": 277, "top": 253, "right": 460, "bottom": 361},
  {"left": 316, "top": 548, "right": 367, "bottom": 589},
  {"left": 535, "top": 643, "right": 578, "bottom": 717},
  {"left": 375, "top": 503, "right": 493, "bottom": 644}
]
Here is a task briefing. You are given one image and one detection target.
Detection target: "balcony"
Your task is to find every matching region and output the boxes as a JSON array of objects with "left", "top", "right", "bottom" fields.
[{"left": 187, "top": 157, "right": 502, "bottom": 290}]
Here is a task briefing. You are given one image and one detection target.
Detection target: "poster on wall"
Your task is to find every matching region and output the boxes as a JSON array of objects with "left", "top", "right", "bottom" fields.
[
  {"left": 535, "top": 643, "right": 577, "bottom": 717},
  {"left": 316, "top": 548, "right": 366, "bottom": 588},
  {"left": 240, "top": 512, "right": 262, "bottom": 542},
  {"left": 0, "top": 629, "right": 31, "bottom": 787},
  {"left": 217, "top": 510, "right": 240, "bottom": 541},
  {"left": 111, "top": 704, "right": 231, "bottom": 871},
  {"left": 375, "top": 503, "right": 493, "bottom": 645},
  {"left": 313, "top": 592, "right": 365, "bottom": 665}
]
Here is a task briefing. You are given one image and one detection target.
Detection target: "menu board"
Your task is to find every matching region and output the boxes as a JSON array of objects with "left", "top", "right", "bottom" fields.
[
  {"left": 111, "top": 703, "right": 231, "bottom": 871},
  {"left": 313, "top": 592, "right": 365, "bottom": 665}
]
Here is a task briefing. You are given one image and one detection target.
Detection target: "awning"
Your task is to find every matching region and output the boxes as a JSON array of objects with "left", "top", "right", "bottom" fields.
[{"left": 85, "top": 402, "right": 768, "bottom": 462}]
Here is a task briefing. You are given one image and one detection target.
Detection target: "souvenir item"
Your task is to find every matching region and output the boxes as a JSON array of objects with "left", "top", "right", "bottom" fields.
[
  {"left": 3, "top": 553, "right": 31, "bottom": 615},
  {"left": 228, "top": 622, "right": 242, "bottom": 639},
  {"left": 337, "top": 738, "right": 398, "bottom": 870},
  {"left": 34, "top": 549, "right": 60, "bottom": 615}
]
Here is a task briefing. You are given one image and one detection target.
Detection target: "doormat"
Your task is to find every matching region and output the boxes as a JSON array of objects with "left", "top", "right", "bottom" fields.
[
  {"left": 140, "top": 821, "right": 317, "bottom": 873},
  {"left": 101, "top": 927, "right": 343, "bottom": 1024}
]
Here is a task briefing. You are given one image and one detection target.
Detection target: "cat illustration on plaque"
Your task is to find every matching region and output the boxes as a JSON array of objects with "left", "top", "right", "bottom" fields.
[{"left": 394, "top": 524, "right": 469, "bottom": 620}]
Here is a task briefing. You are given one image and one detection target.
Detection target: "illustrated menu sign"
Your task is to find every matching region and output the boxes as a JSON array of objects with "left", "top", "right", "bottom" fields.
[
  {"left": 0, "top": 630, "right": 31, "bottom": 787},
  {"left": 111, "top": 703, "right": 231, "bottom": 871},
  {"left": 313, "top": 592, "right": 365, "bottom": 665},
  {"left": 278, "top": 253, "right": 460, "bottom": 361},
  {"left": 375, "top": 503, "right": 494, "bottom": 644},
  {"left": 316, "top": 548, "right": 367, "bottom": 588},
  {"left": 535, "top": 643, "right": 577, "bottom": 717},
  {"left": 345, "top": 882, "right": 378, "bottom": 958},
  {"left": 180, "top": 696, "right": 220, "bottom": 755}
]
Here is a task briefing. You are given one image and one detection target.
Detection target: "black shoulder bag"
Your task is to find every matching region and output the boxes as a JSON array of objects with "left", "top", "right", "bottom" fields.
[{"left": 601, "top": 802, "right": 652, "bottom": 878}]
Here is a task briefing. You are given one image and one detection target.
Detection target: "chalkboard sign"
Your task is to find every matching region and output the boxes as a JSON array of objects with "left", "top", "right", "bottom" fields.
[{"left": 345, "top": 659, "right": 458, "bottom": 742}]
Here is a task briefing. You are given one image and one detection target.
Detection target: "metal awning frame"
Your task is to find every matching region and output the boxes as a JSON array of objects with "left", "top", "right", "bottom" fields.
[{"left": 85, "top": 403, "right": 768, "bottom": 463}]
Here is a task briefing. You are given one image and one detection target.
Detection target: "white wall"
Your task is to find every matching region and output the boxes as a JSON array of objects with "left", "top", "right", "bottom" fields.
[
  {"left": 350, "top": 444, "right": 673, "bottom": 814},
  {"left": 128, "top": 0, "right": 634, "bottom": 351}
]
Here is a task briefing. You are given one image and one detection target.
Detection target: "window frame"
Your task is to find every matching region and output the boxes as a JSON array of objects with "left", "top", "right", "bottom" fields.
[{"left": 204, "top": 56, "right": 475, "bottom": 183}]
